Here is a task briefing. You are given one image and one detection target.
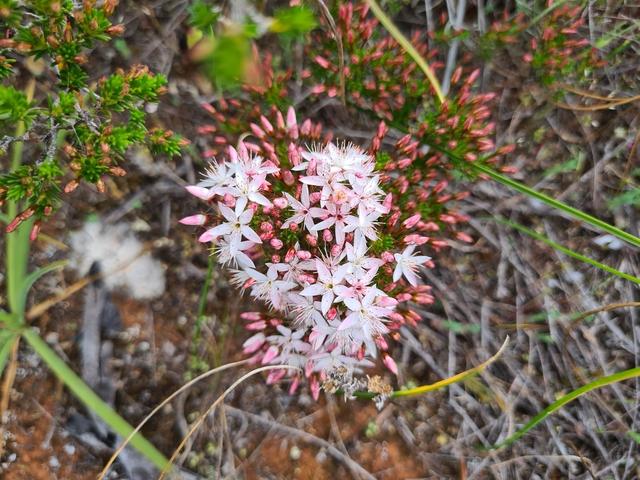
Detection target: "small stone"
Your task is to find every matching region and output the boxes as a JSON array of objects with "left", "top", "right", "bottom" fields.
[
  {"left": 289, "top": 446, "right": 301, "bottom": 461},
  {"left": 49, "top": 456, "right": 60, "bottom": 468},
  {"left": 63, "top": 444, "right": 76, "bottom": 455}
]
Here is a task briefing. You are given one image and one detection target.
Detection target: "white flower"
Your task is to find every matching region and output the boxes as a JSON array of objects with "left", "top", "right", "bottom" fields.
[
  {"left": 232, "top": 150, "right": 279, "bottom": 178},
  {"left": 343, "top": 209, "right": 380, "bottom": 242},
  {"left": 340, "top": 290, "right": 391, "bottom": 332},
  {"left": 282, "top": 184, "right": 316, "bottom": 234},
  {"left": 299, "top": 258, "right": 349, "bottom": 315},
  {"left": 341, "top": 234, "right": 384, "bottom": 277},
  {"left": 199, "top": 203, "right": 261, "bottom": 254},
  {"left": 246, "top": 268, "right": 297, "bottom": 310},
  {"left": 198, "top": 161, "right": 235, "bottom": 197},
  {"left": 229, "top": 172, "right": 272, "bottom": 212},
  {"left": 348, "top": 174, "right": 386, "bottom": 213},
  {"left": 393, "top": 245, "right": 431, "bottom": 286},
  {"left": 214, "top": 238, "right": 255, "bottom": 268},
  {"left": 310, "top": 202, "right": 351, "bottom": 246}
]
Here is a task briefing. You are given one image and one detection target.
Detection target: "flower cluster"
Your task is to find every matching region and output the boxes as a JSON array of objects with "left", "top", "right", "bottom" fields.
[
  {"left": 522, "top": 2, "right": 605, "bottom": 87},
  {"left": 304, "top": 2, "right": 513, "bottom": 175},
  {"left": 182, "top": 108, "right": 440, "bottom": 398}
]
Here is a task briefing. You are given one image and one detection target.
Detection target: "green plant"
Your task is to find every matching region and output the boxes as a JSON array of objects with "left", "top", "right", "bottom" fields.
[
  {"left": 0, "top": 0, "right": 188, "bottom": 469},
  {"left": 365, "top": 0, "right": 640, "bottom": 449},
  {"left": 0, "top": 0, "right": 187, "bottom": 234}
]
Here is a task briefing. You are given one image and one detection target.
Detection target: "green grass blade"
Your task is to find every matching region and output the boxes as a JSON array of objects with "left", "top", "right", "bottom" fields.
[
  {"left": 487, "top": 366, "right": 640, "bottom": 450},
  {"left": 6, "top": 82, "right": 35, "bottom": 316},
  {"left": 0, "top": 332, "right": 18, "bottom": 379},
  {"left": 365, "top": 0, "right": 444, "bottom": 103},
  {"left": 473, "top": 164, "right": 640, "bottom": 249},
  {"left": 21, "top": 328, "right": 170, "bottom": 470},
  {"left": 495, "top": 217, "right": 640, "bottom": 285},
  {"left": 18, "top": 260, "right": 69, "bottom": 313},
  {"left": 366, "top": 6, "right": 640, "bottom": 251}
]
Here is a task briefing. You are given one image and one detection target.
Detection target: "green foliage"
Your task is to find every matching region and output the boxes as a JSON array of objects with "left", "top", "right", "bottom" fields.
[
  {"left": 0, "top": 85, "right": 35, "bottom": 126},
  {"left": 609, "top": 188, "right": 640, "bottom": 209},
  {"left": 271, "top": 6, "right": 317, "bottom": 38},
  {"left": 0, "top": 2, "right": 186, "bottom": 232},
  {"left": 208, "top": 33, "right": 251, "bottom": 89},
  {"left": 188, "top": 0, "right": 220, "bottom": 31}
]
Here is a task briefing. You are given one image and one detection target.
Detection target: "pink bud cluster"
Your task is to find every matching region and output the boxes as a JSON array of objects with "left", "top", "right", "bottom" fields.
[
  {"left": 182, "top": 108, "right": 440, "bottom": 398},
  {"left": 522, "top": 1, "right": 605, "bottom": 85}
]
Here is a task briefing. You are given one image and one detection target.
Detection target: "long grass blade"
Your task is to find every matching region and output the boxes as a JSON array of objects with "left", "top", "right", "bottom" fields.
[
  {"left": 365, "top": 0, "right": 445, "bottom": 104},
  {"left": 495, "top": 217, "right": 640, "bottom": 285},
  {"left": 487, "top": 366, "right": 640, "bottom": 450},
  {"left": 392, "top": 337, "right": 508, "bottom": 397},
  {"left": 17, "top": 260, "right": 68, "bottom": 313},
  {"left": 473, "top": 164, "right": 640, "bottom": 249},
  {"left": 21, "top": 328, "right": 169, "bottom": 470},
  {"left": 352, "top": 337, "right": 509, "bottom": 400}
]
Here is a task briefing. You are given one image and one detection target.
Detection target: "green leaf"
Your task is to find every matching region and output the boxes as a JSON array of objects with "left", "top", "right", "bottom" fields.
[
  {"left": 608, "top": 188, "right": 640, "bottom": 209},
  {"left": 18, "top": 260, "right": 68, "bottom": 314},
  {"left": 188, "top": 0, "right": 220, "bottom": 31},
  {"left": 271, "top": 6, "right": 317, "bottom": 37},
  {"left": 628, "top": 431, "right": 640, "bottom": 444},
  {"left": 207, "top": 33, "right": 250, "bottom": 89},
  {"left": 21, "top": 328, "right": 170, "bottom": 470},
  {"left": 495, "top": 217, "right": 640, "bottom": 285},
  {"left": 486, "top": 366, "right": 640, "bottom": 450},
  {"left": 0, "top": 332, "right": 18, "bottom": 380},
  {"left": 472, "top": 164, "right": 640, "bottom": 249}
]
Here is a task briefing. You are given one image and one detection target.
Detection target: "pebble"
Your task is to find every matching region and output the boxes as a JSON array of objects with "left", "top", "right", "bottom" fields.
[{"left": 289, "top": 446, "right": 301, "bottom": 461}]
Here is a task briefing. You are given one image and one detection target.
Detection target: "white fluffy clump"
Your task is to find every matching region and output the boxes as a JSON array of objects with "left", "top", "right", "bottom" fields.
[{"left": 69, "top": 220, "right": 165, "bottom": 299}]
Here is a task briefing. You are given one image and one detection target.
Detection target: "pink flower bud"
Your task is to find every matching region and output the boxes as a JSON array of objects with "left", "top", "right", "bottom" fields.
[
  {"left": 381, "top": 251, "right": 395, "bottom": 263},
  {"left": 29, "top": 222, "right": 41, "bottom": 242},
  {"left": 243, "top": 333, "right": 265, "bottom": 353},
  {"left": 330, "top": 243, "right": 342, "bottom": 257},
  {"left": 322, "top": 229, "right": 333, "bottom": 242},
  {"left": 250, "top": 123, "right": 266, "bottom": 139},
  {"left": 288, "top": 375, "right": 300, "bottom": 395},
  {"left": 198, "top": 230, "right": 215, "bottom": 243},
  {"left": 185, "top": 186, "right": 213, "bottom": 200},
  {"left": 222, "top": 193, "right": 236, "bottom": 207},
  {"left": 296, "top": 250, "right": 312, "bottom": 260},
  {"left": 305, "top": 234, "right": 318, "bottom": 246},
  {"left": 287, "top": 107, "right": 299, "bottom": 139},
  {"left": 377, "top": 296, "right": 398, "bottom": 308},
  {"left": 271, "top": 254, "right": 281, "bottom": 263},
  {"left": 382, "top": 193, "right": 393, "bottom": 213},
  {"left": 240, "top": 312, "right": 262, "bottom": 321},
  {"left": 375, "top": 336, "right": 388, "bottom": 351},
  {"left": 327, "top": 307, "right": 338, "bottom": 320},
  {"left": 179, "top": 214, "right": 206, "bottom": 225},
  {"left": 266, "top": 368, "right": 287, "bottom": 384},
  {"left": 304, "top": 360, "right": 315, "bottom": 378},
  {"left": 285, "top": 248, "right": 296, "bottom": 263},
  {"left": 262, "top": 346, "right": 279, "bottom": 364},
  {"left": 282, "top": 170, "right": 295, "bottom": 186},
  {"left": 273, "top": 197, "right": 288, "bottom": 209},
  {"left": 314, "top": 55, "right": 330, "bottom": 68},
  {"left": 382, "top": 354, "right": 398, "bottom": 375},
  {"left": 246, "top": 320, "right": 267, "bottom": 331},
  {"left": 310, "top": 376, "right": 320, "bottom": 400},
  {"left": 270, "top": 238, "right": 284, "bottom": 250},
  {"left": 403, "top": 214, "right": 421, "bottom": 229}
]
